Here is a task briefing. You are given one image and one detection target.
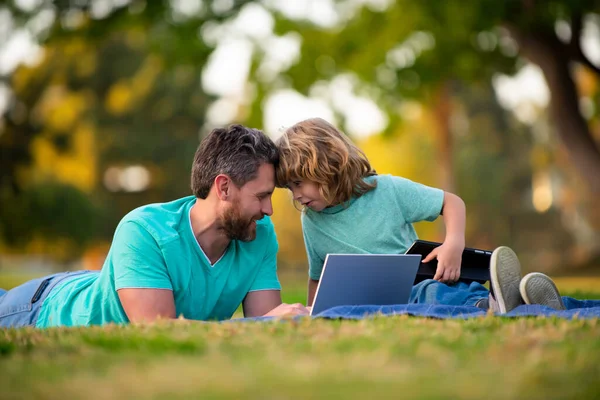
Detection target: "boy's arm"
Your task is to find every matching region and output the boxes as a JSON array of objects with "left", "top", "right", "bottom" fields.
[
  {"left": 440, "top": 191, "right": 466, "bottom": 249},
  {"left": 422, "top": 191, "right": 466, "bottom": 283},
  {"left": 307, "top": 278, "right": 319, "bottom": 306}
]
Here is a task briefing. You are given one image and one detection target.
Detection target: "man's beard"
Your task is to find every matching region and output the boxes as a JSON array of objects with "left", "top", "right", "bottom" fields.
[{"left": 219, "top": 201, "right": 260, "bottom": 242}]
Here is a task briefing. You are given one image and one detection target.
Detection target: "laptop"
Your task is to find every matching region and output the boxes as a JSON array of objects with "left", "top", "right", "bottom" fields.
[
  {"left": 310, "top": 254, "right": 422, "bottom": 316},
  {"left": 405, "top": 240, "right": 492, "bottom": 285}
]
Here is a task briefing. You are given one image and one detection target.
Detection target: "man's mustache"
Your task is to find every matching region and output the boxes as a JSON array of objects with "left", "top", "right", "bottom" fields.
[{"left": 248, "top": 214, "right": 265, "bottom": 224}]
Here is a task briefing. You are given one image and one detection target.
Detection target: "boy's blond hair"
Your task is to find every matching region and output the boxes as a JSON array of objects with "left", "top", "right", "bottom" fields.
[{"left": 275, "top": 118, "right": 377, "bottom": 206}]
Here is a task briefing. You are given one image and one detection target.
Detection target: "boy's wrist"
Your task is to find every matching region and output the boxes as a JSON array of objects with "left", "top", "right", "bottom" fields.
[{"left": 444, "top": 235, "right": 465, "bottom": 247}]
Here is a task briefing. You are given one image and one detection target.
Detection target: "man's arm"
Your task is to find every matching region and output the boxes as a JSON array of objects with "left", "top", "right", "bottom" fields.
[
  {"left": 118, "top": 288, "right": 176, "bottom": 323},
  {"left": 242, "top": 290, "right": 282, "bottom": 317},
  {"left": 118, "top": 288, "right": 308, "bottom": 322},
  {"left": 111, "top": 221, "right": 178, "bottom": 322},
  {"left": 243, "top": 290, "right": 309, "bottom": 317}
]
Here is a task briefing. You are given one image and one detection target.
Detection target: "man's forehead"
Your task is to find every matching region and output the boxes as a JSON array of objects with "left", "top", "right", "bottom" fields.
[{"left": 243, "top": 163, "right": 275, "bottom": 192}]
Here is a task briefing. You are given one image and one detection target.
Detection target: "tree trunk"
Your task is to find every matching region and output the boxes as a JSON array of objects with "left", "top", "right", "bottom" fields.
[
  {"left": 432, "top": 81, "right": 455, "bottom": 193},
  {"left": 507, "top": 28, "right": 600, "bottom": 194}
]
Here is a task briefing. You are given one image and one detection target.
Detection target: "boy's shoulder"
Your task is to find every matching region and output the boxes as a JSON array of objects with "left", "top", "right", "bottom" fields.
[
  {"left": 369, "top": 175, "right": 444, "bottom": 211},
  {"left": 372, "top": 174, "right": 408, "bottom": 187},
  {"left": 366, "top": 174, "right": 403, "bottom": 196},
  {"left": 372, "top": 174, "right": 442, "bottom": 192}
]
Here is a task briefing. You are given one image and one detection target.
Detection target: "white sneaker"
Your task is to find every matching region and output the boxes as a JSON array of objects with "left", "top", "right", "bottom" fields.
[
  {"left": 489, "top": 246, "right": 523, "bottom": 313},
  {"left": 520, "top": 272, "right": 566, "bottom": 310}
]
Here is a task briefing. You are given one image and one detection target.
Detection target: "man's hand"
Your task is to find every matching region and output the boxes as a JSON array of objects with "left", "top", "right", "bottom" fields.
[
  {"left": 422, "top": 240, "right": 464, "bottom": 284},
  {"left": 264, "top": 303, "right": 310, "bottom": 317}
]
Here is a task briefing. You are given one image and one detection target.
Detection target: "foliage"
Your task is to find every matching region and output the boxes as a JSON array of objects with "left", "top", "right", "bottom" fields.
[
  {"left": 1, "top": 0, "right": 599, "bottom": 265},
  {"left": 263, "top": 0, "right": 600, "bottom": 191},
  {"left": 0, "top": 182, "right": 99, "bottom": 260},
  {"left": 1, "top": 1, "right": 228, "bottom": 253}
]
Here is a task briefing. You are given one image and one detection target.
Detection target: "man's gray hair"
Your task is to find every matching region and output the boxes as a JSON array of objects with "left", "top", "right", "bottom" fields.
[{"left": 191, "top": 125, "right": 279, "bottom": 199}]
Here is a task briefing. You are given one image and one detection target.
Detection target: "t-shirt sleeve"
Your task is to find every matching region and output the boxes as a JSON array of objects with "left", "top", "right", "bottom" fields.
[
  {"left": 248, "top": 223, "right": 282, "bottom": 292},
  {"left": 303, "top": 220, "right": 325, "bottom": 281},
  {"left": 390, "top": 176, "right": 445, "bottom": 223},
  {"left": 111, "top": 221, "right": 173, "bottom": 291}
]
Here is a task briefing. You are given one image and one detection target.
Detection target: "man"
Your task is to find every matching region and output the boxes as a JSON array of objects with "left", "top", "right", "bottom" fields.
[{"left": 0, "top": 125, "right": 310, "bottom": 328}]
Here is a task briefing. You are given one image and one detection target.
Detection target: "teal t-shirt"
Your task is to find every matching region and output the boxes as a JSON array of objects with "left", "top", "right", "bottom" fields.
[
  {"left": 302, "top": 175, "right": 444, "bottom": 280},
  {"left": 36, "top": 196, "right": 281, "bottom": 328}
]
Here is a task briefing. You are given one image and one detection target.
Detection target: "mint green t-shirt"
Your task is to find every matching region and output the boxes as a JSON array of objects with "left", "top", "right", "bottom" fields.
[
  {"left": 302, "top": 175, "right": 444, "bottom": 280},
  {"left": 36, "top": 196, "right": 281, "bottom": 328}
]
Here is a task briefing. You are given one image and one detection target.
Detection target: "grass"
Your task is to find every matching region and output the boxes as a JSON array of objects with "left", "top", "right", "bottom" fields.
[
  {"left": 1, "top": 272, "right": 599, "bottom": 399},
  {"left": 2, "top": 317, "right": 599, "bottom": 399}
]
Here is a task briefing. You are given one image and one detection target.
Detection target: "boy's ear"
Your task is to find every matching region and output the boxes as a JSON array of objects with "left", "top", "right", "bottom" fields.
[{"left": 214, "top": 174, "right": 231, "bottom": 200}]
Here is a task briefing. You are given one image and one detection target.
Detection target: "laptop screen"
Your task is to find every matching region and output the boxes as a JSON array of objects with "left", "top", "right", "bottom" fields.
[{"left": 311, "top": 254, "right": 421, "bottom": 315}]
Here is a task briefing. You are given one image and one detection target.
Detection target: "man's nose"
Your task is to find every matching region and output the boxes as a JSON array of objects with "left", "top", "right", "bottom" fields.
[{"left": 262, "top": 198, "right": 273, "bottom": 216}]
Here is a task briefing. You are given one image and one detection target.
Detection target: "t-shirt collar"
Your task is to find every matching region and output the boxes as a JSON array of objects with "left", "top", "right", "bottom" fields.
[
  {"left": 315, "top": 197, "right": 357, "bottom": 214},
  {"left": 309, "top": 175, "right": 377, "bottom": 214}
]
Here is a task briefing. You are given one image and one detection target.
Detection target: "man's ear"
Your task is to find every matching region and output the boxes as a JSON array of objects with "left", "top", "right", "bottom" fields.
[{"left": 214, "top": 174, "right": 231, "bottom": 201}]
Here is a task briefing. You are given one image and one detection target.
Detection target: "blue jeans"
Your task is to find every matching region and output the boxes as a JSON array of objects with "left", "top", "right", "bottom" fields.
[
  {"left": 410, "top": 279, "right": 489, "bottom": 307},
  {"left": 410, "top": 279, "right": 600, "bottom": 309},
  {"left": 0, "top": 271, "right": 92, "bottom": 328}
]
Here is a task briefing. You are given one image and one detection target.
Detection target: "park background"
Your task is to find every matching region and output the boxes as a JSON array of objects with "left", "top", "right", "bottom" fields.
[
  {"left": 1, "top": 0, "right": 600, "bottom": 283},
  {"left": 2, "top": 2, "right": 600, "bottom": 400}
]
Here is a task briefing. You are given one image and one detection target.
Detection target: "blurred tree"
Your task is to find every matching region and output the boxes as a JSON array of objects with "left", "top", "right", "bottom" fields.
[
  {"left": 260, "top": 0, "right": 600, "bottom": 193},
  {"left": 0, "top": 182, "right": 99, "bottom": 261},
  {"left": 2, "top": 0, "right": 598, "bottom": 268},
  {"left": 0, "top": 0, "right": 253, "bottom": 258}
]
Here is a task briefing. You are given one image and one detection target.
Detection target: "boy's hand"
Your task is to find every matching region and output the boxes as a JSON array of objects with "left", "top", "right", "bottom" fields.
[{"left": 422, "top": 240, "right": 464, "bottom": 284}]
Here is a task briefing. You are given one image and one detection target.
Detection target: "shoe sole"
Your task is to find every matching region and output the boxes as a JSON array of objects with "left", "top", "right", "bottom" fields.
[
  {"left": 489, "top": 246, "right": 522, "bottom": 313},
  {"left": 520, "top": 272, "right": 566, "bottom": 310}
]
